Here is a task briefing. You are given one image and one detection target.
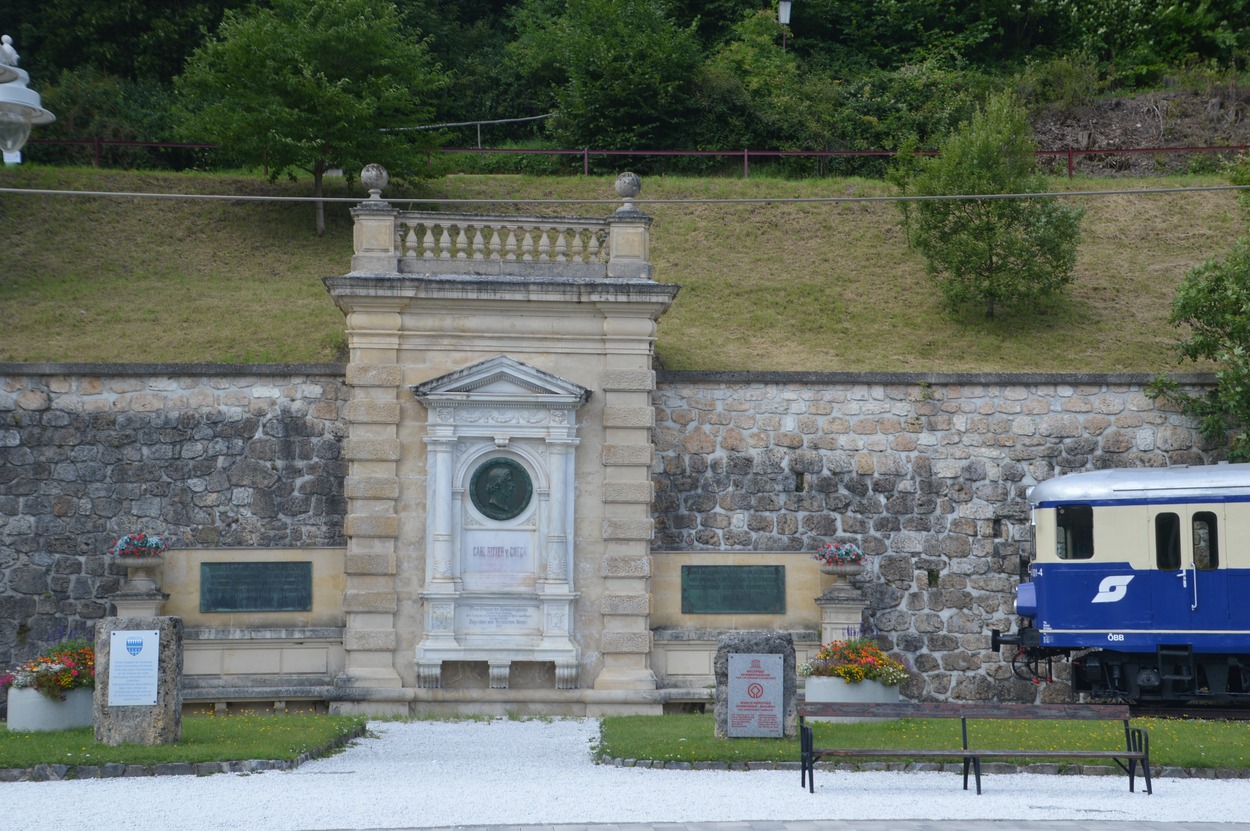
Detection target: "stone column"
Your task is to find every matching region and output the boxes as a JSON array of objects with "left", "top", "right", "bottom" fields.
[
  {"left": 336, "top": 302, "right": 407, "bottom": 700},
  {"left": 594, "top": 321, "right": 662, "bottom": 691}
]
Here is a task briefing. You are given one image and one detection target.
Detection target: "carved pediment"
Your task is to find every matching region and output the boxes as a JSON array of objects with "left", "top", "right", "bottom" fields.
[{"left": 411, "top": 356, "right": 590, "bottom": 409}]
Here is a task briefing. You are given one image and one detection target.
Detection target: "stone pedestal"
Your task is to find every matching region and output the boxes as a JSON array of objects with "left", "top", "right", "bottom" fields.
[
  {"left": 713, "top": 631, "right": 796, "bottom": 739},
  {"left": 816, "top": 582, "right": 867, "bottom": 645},
  {"left": 93, "top": 616, "right": 183, "bottom": 746}
]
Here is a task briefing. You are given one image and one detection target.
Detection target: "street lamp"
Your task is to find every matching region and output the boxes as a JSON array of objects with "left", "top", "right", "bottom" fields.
[
  {"left": 0, "top": 35, "right": 56, "bottom": 161},
  {"left": 778, "top": 1, "right": 793, "bottom": 52}
]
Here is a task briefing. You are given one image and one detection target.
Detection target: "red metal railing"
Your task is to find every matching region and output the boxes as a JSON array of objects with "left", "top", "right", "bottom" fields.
[{"left": 25, "top": 139, "right": 1250, "bottom": 178}]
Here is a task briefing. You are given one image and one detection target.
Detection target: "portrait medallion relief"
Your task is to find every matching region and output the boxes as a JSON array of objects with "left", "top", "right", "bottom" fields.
[{"left": 469, "top": 457, "right": 533, "bottom": 521}]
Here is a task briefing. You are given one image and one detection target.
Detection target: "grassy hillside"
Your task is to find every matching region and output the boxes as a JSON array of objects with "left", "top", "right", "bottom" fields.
[{"left": 0, "top": 167, "right": 1241, "bottom": 372}]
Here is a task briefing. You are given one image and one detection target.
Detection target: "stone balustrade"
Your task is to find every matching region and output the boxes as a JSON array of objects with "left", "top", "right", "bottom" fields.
[
  {"left": 349, "top": 167, "right": 652, "bottom": 280},
  {"left": 396, "top": 213, "right": 610, "bottom": 268}
]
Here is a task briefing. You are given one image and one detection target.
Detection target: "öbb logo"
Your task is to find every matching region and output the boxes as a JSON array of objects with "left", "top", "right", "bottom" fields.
[{"left": 1092, "top": 575, "right": 1134, "bottom": 604}]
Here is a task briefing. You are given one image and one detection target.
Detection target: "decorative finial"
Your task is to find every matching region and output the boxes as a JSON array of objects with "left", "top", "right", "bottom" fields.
[
  {"left": 0, "top": 35, "right": 19, "bottom": 68},
  {"left": 614, "top": 172, "right": 641, "bottom": 213},
  {"left": 358, "top": 163, "right": 390, "bottom": 210},
  {"left": 361, "top": 163, "right": 388, "bottom": 199}
]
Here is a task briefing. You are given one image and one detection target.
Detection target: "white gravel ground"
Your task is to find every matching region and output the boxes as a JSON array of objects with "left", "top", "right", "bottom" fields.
[{"left": 3, "top": 718, "right": 1249, "bottom": 831}]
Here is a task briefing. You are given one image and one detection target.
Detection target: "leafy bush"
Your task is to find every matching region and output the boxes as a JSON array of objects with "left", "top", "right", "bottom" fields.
[{"left": 1, "top": 639, "right": 95, "bottom": 701}]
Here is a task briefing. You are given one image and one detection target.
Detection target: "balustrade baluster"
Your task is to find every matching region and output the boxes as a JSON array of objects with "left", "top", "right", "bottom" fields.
[
  {"left": 521, "top": 228, "right": 535, "bottom": 261},
  {"left": 455, "top": 226, "right": 469, "bottom": 259},
  {"left": 438, "top": 226, "right": 453, "bottom": 259},
  {"left": 504, "top": 228, "right": 519, "bottom": 261},
  {"left": 403, "top": 226, "right": 419, "bottom": 259},
  {"left": 471, "top": 227, "right": 486, "bottom": 260},
  {"left": 569, "top": 230, "right": 585, "bottom": 263},
  {"left": 422, "top": 226, "right": 436, "bottom": 259},
  {"left": 538, "top": 228, "right": 552, "bottom": 262}
]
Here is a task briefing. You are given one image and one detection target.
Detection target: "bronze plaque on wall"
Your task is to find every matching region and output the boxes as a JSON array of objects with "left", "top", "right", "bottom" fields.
[
  {"left": 680, "top": 565, "right": 786, "bottom": 614},
  {"left": 200, "top": 561, "right": 313, "bottom": 613}
]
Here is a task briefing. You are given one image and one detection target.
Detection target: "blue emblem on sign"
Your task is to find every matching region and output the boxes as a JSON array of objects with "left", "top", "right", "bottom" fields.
[{"left": 126, "top": 637, "right": 143, "bottom": 656}]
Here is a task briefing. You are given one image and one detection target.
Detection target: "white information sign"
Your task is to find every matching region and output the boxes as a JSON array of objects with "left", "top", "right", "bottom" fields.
[
  {"left": 108, "top": 629, "right": 160, "bottom": 706},
  {"left": 727, "top": 652, "right": 784, "bottom": 738}
]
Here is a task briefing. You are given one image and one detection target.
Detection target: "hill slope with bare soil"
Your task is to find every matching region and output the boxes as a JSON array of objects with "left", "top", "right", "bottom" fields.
[{"left": 1032, "top": 87, "right": 1250, "bottom": 176}]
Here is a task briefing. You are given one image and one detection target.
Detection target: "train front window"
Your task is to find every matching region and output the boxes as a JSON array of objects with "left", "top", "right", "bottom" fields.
[
  {"left": 1156, "top": 512, "right": 1181, "bottom": 570},
  {"left": 1056, "top": 504, "right": 1093, "bottom": 560},
  {"left": 1193, "top": 511, "right": 1218, "bottom": 570}
]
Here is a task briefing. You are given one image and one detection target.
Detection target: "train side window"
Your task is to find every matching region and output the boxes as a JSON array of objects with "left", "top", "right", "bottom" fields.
[
  {"left": 1193, "top": 511, "right": 1218, "bottom": 570},
  {"left": 1056, "top": 505, "right": 1093, "bottom": 560},
  {"left": 1156, "top": 512, "right": 1181, "bottom": 570}
]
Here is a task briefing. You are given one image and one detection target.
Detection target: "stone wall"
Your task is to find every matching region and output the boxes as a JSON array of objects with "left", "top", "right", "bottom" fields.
[
  {"left": 650, "top": 371, "right": 1217, "bottom": 702},
  {"left": 0, "top": 365, "right": 1220, "bottom": 706},
  {"left": 0, "top": 364, "right": 349, "bottom": 681}
]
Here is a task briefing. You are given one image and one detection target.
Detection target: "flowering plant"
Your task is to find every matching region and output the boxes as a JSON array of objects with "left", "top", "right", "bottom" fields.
[
  {"left": 0, "top": 639, "right": 95, "bottom": 700},
  {"left": 110, "top": 532, "right": 168, "bottom": 558},
  {"left": 797, "top": 637, "right": 909, "bottom": 686},
  {"left": 812, "top": 540, "right": 864, "bottom": 566}
]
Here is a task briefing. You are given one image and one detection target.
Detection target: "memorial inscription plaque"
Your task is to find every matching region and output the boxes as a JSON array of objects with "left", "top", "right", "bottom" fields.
[
  {"left": 200, "top": 561, "right": 313, "bottom": 613},
  {"left": 681, "top": 565, "right": 785, "bottom": 614},
  {"left": 727, "top": 652, "right": 784, "bottom": 738}
]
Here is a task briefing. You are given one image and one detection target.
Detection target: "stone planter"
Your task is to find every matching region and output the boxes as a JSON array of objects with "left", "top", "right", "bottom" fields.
[
  {"left": 802, "top": 676, "right": 899, "bottom": 722},
  {"left": 818, "top": 562, "right": 864, "bottom": 577},
  {"left": 6, "top": 686, "right": 94, "bottom": 732}
]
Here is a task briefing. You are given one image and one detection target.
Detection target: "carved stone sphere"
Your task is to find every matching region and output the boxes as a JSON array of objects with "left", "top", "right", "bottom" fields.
[
  {"left": 361, "top": 163, "right": 389, "bottom": 195},
  {"left": 615, "top": 171, "right": 641, "bottom": 200}
]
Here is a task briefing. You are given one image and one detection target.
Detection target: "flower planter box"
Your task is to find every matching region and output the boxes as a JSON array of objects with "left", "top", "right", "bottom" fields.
[
  {"left": 6, "top": 686, "right": 94, "bottom": 732},
  {"left": 803, "top": 676, "right": 899, "bottom": 723}
]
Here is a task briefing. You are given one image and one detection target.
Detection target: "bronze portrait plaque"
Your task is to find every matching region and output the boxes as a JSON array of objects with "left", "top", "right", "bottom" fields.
[{"left": 469, "top": 457, "right": 533, "bottom": 521}]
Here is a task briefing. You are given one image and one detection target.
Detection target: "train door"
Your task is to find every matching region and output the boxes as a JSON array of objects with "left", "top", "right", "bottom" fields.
[{"left": 1148, "top": 505, "right": 1230, "bottom": 634}]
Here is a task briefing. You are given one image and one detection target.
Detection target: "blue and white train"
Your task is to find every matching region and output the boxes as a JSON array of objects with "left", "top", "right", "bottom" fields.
[{"left": 992, "top": 463, "right": 1250, "bottom": 704}]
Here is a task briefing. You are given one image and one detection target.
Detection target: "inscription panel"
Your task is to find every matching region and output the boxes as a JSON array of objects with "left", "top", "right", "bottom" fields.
[
  {"left": 680, "top": 565, "right": 785, "bottom": 614},
  {"left": 200, "top": 561, "right": 313, "bottom": 613},
  {"left": 464, "top": 530, "right": 533, "bottom": 573},
  {"left": 457, "top": 604, "right": 539, "bottom": 634}
]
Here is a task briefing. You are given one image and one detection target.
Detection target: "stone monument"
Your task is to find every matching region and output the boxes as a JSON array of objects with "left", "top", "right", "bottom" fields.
[
  {"left": 323, "top": 168, "right": 679, "bottom": 713},
  {"left": 713, "top": 630, "right": 797, "bottom": 738},
  {"left": 93, "top": 616, "right": 183, "bottom": 745}
]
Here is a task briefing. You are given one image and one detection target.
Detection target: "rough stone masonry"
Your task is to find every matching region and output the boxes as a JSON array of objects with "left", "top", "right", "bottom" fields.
[{"left": 650, "top": 371, "right": 1218, "bottom": 701}]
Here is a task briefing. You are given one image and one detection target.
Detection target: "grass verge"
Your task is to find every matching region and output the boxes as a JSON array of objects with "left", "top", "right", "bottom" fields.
[
  {"left": 0, "top": 713, "right": 367, "bottom": 769},
  {"left": 0, "top": 167, "right": 1239, "bottom": 371},
  {"left": 598, "top": 713, "right": 1250, "bottom": 769}
]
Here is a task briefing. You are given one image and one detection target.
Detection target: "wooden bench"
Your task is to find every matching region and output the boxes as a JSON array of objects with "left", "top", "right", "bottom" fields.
[{"left": 797, "top": 701, "right": 1151, "bottom": 795}]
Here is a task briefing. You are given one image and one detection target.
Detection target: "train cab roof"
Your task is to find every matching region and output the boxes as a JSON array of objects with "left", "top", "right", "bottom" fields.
[{"left": 1028, "top": 462, "right": 1250, "bottom": 507}]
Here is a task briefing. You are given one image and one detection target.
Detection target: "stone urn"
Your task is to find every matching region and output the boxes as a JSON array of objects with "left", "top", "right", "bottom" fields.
[
  {"left": 118, "top": 555, "right": 164, "bottom": 593},
  {"left": 6, "top": 686, "right": 94, "bottom": 731}
]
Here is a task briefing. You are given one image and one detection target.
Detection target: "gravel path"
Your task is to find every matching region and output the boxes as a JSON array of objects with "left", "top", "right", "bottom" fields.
[{"left": 3, "top": 719, "right": 1249, "bottom": 831}]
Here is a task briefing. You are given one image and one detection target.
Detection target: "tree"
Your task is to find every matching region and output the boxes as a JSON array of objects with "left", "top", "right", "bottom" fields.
[
  {"left": 896, "top": 90, "right": 1083, "bottom": 318},
  {"left": 1149, "top": 239, "right": 1250, "bottom": 461},
  {"left": 510, "top": 0, "right": 704, "bottom": 155},
  {"left": 175, "top": 0, "right": 444, "bottom": 235}
]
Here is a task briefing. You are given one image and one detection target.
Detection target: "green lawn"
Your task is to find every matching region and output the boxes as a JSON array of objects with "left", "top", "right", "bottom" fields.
[
  {"left": 598, "top": 713, "right": 1250, "bottom": 769},
  {"left": 0, "top": 713, "right": 366, "bottom": 768}
]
